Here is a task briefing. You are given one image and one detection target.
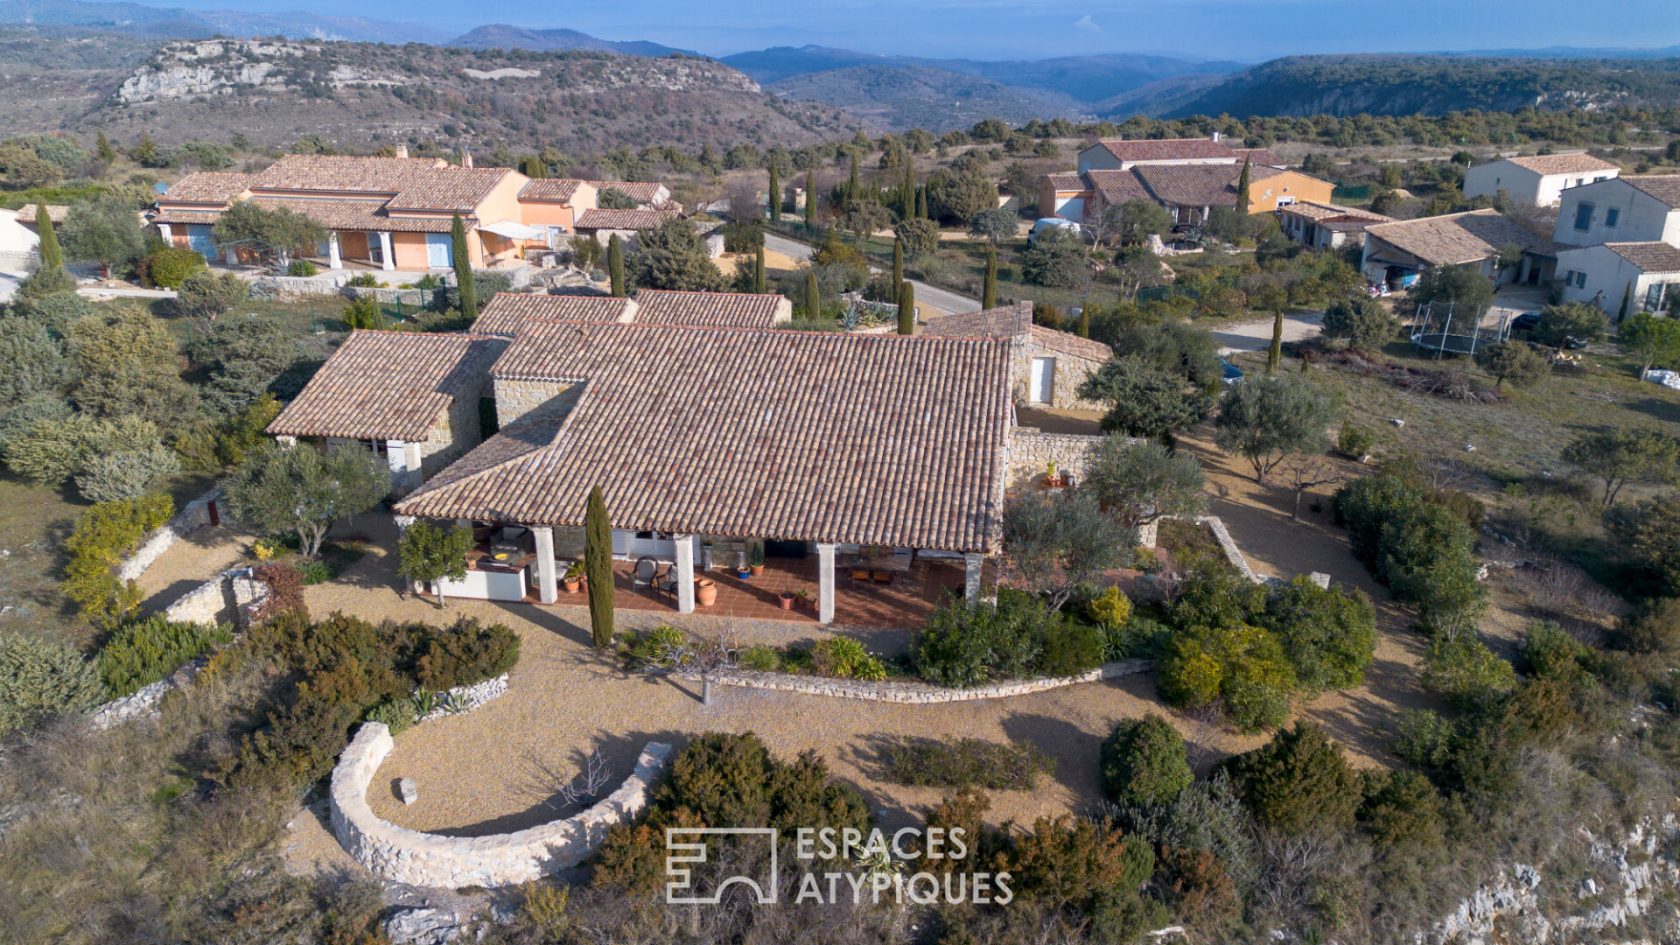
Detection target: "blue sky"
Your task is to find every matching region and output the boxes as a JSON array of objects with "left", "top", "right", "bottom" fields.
[{"left": 164, "top": 0, "right": 1680, "bottom": 60}]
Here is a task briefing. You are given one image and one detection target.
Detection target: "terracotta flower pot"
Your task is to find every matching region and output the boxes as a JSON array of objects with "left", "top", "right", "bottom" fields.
[
  {"left": 695, "top": 578, "right": 717, "bottom": 607},
  {"left": 777, "top": 592, "right": 795, "bottom": 610},
  {"left": 750, "top": 564, "right": 765, "bottom": 577}
]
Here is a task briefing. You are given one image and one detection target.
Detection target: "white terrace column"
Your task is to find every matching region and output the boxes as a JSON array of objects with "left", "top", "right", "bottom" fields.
[
  {"left": 816, "top": 542, "right": 837, "bottom": 625},
  {"left": 156, "top": 223, "right": 173, "bottom": 244},
  {"left": 964, "top": 553, "right": 985, "bottom": 604},
  {"left": 384, "top": 440, "right": 421, "bottom": 493},
  {"left": 378, "top": 231, "right": 395, "bottom": 271},
  {"left": 675, "top": 533, "right": 696, "bottom": 614},
  {"left": 327, "top": 232, "right": 342, "bottom": 270},
  {"left": 532, "top": 525, "right": 557, "bottom": 604}
]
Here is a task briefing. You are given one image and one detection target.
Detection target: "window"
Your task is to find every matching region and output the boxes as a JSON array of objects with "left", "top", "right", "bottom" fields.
[
  {"left": 1606, "top": 207, "right": 1620, "bottom": 228},
  {"left": 1573, "top": 202, "right": 1594, "bottom": 232},
  {"left": 1649, "top": 283, "right": 1668, "bottom": 312},
  {"left": 1573, "top": 271, "right": 1588, "bottom": 289}
]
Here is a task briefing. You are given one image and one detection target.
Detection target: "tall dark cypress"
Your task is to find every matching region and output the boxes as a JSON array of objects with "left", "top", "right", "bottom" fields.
[
  {"left": 450, "top": 213, "right": 475, "bottom": 320},
  {"left": 608, "top": 233, "right": 625, "bottom": 297},
  {"left": 585, "top": 485, "right": 614, "bottom": 648},
  {"left": 804, "top": 169, "right": 816, "bottom": 230},
  {"left": 897, "top": 281, "right": 915, "bottom": 336},
  {"left": 768, "top": 162, "right": 781, "bottom": 223},
  {"left": 754, "top": 244, "right": 767, "bottom": 294},
  {"left": 34, "top": 203, "right": 63, "bottom": 273},
  {"left": 982, "top": 247, "right": 997, "bottom": 309},
  {"left": 1236, "top": 157, "right": 1252, "bottom": 215},
  {"left": 1267, "top": 309, "right": 1284, "bottom": 375},
  {"left": 846, "top": 152, "right": 860, "bottom": 207},
  {"left": 892, "top": 237, "right": 904, "bottom": 288},
  {"left": 804, "top": 268, "right": 820, "bottom": 319}
]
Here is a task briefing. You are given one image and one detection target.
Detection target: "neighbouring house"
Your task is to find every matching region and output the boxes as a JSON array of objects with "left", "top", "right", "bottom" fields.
[
  {"left": 1553, "top": 175, "right": 1680, "bottom": 248},
  {"left": 469, "top": 289, "right": 791, "bottom": 337},
  {"left": 1277, "top": 201, "right": 1393, "bottom": 251},
  {"left": 1462, "top": 153, "right": 1621, "bottom": 208},
  {"left": 1075, "top": 135, "right": 1262, "bottom": 173},
  {"left": 922, "top": 302, "right": 1111, "bottom": 410},
  {"left": 1554, "top": 242, "right": 1680, "bottom": 318},
  {"left": 1041, "top": 162, "right": 1334, "bottom": 229},
  {"left": 267, "top": 330, "right": 507, "bottom": 494},
  {"left": 1360, "top": 208, "right": 1559, "bottom": 288},
  {"left": 389, "top": 319, "right": 1013, "bottom": 621},
  {"left": 572, "top": 207, "right": 685, "bottom": 246},
  {"left": 588, "top": 180, "right": 676, "bottom": 210},
  {"left": 517, "top": 178, "right": 599, "bottom": 249}
]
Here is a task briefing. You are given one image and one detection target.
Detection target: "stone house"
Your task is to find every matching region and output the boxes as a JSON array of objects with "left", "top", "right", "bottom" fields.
[
  {"left": 469, "top": 289, "right": 791, "bottom": 338},
  {"left": 922, "top": 302, "right": 1112, "bottom": 411},
  {"left": 1277, "top": 201, "right": 1393, "bottom": 251}
]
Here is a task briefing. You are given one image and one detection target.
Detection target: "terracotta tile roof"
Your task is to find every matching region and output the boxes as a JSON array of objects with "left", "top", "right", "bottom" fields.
[
  {"left": 1134, "top": 163, "right": 1282, "bottom": 208},
  {"left": 924, "top": 303, "right": 1111, "bottom": 363},
  {"left": 519, "top": 178, "right": 586, "bottom": 203},
  {"left": 149, "top": 209, "right": 225, "bottom": 226},
  {"left": 398, "top": 321, "right": 1013, "bottom": 553},
  {"left": 248, "top": 155, "right": 514, "bottom": 212},
  {"left": 588, "top": 180, "right": 665, "bottom": 204},
  {"left": 1231, "top": 148, "right": 1285, "bottom": 168},
  {"left": 1504, "top": 153, "right": 1620, "bottom": 176},
  {"left": 267, "top": 331, "right": 507, "bottom": 441},
  {"left": 1044, "top": 172, "right": 1087, "bottom": 192},
  {"left": 1607, "top": 241, "right": 1680, "bottom": 273},
  {"left": 248, "top": 196, "right": 467, "bottom": 233},
  {"left": 1091, "top": 138, "right": 1236, "bottom": 163},
  {"left": 1084, "top": 169, "right": 1151, "bottom": 205},
  {"left": 471, "top": 292, "right": 636, "bottom": 337},
  {"left": 1364, "top": 209, "right": 1552, "bottom": 266},
  {"left": 161, "top": 171, "right": 252, "bottom": 204},
  {"left": 1280, "top": 200, "right": 1392, "bottom": 223},
  {"left": 1623, "top": 175, "right": 1680, "bottom": 209},
  {"left": 576, "top": 208, "right": 682, "bottom": 230},
  {"left": 15, "top": 204, "right": 69, "bottom": 224},
  {"left": 634, "top": 290, "right": 786, "bottom": 328}
]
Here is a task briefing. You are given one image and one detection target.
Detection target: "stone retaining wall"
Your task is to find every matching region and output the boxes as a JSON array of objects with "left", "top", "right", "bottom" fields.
[
  {"left": 117, "top": 487, "right": 223, "bottom": 582},
  {"left": 1007, "top": 429, "right": 1105, "bottom": 490},
  {"left": 330, "top": 723, "right": 671, "bottom": 888},
  {"left": 679, "top": 658, "right": 1152, "bottom": 704},
  {"left": 342, "top": 285, "right": 441, "bottom": 307}
]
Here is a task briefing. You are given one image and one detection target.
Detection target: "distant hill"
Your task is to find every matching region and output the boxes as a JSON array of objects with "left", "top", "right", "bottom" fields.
[
  {"left": 1156, "top": 54, "right": 1680, "bottom": 119},
  {"left": 448, "top": 24, "right": 695, "bottom": 58},
  {"left": 768, "top": 64, "right": 1086, "bottom": 131},
  {"left": 0, "top": 0, "right": 449, "bottom": 43},
  {"left": 0, "top": 33, "right": 861, "bottom": 152}
]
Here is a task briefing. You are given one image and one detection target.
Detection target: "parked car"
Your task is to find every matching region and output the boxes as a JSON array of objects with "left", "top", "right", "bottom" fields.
[
  {"left": 1509, "top": 311, "right": 1542, "bottom": 334},
  {"left": 1027, "top": 217, "right": 1086, "bottom": 246}
]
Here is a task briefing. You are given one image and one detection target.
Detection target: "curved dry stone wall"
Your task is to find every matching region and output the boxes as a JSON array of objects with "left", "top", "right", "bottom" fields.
[
  {"left": 680, "top": 658, "right": 1152, "bottom": 704},
  {"left": 330, "top": 723, "right": 672, "bottom": 888}
]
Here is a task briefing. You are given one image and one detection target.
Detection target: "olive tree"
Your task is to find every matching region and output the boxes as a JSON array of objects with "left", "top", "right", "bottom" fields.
[
  {"left": 1320, "top": 296, "right": 1399, "bottom": 352},
  {"left": 60, "top": 195, "right": 147, "bottom": 278},
  {"left": 1562, "top": 427, "right": 1680, "bottom": 510},
  {"left": 221, "top": 443, "right": 388, "bottom": 558},
  {"left": 397, "top": 520, "right": 474, "bottom": 607},
  {"left": 1474, "top": 340, "right": 1548, "bottom": 390},
  {"left": 1002, "top": 488, "right": 1131, "bottom": 612},
  {"left": 1082, "top": 436, "right": 1205, "bottom": 532},
  {"left": 211, "top": 201, "right": 327, "bottom": 270},
  {"left": 1214, "top": 373, "right": 1340, "bottom": 483}
]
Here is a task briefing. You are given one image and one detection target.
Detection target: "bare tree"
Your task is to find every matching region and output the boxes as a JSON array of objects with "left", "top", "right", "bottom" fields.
[{"left": 1277, "top": 453, "right": 1346, "bottom": 520}]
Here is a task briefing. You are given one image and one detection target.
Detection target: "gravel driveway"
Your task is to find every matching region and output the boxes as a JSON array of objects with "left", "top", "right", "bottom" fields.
[{"left": 1210, "top": 310, "right": 1325, "bottom": 355}]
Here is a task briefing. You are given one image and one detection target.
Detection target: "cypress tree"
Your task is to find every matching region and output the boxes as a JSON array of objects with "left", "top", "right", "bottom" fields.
[
  {"left": 1267, "top": 309, "right": 1284, "bottom": 374},
  {"left": 804, "top": 268, "right": 820, "bottom": 319},
  {"left": 754, "top": 244, "right": 767, "bottom": 294},
  {"left": 585, "top": 485, "right": 614, "bottom": 648},
  {"left": 897, "top": 280, "right": 915, "bottom": 335},
  {"left": 1619, "top": 281, "right": 1632, "bottom": 321},
  {"left": 768, "top": 162, "right": 781, "bottom": 223},
  {"left": 892, "top": 237, "right": 904, "bottom": 287},
  {"left": 1077, "top": 308, "right": 1091, "bottom": 338},
  {"left": 982, "top": 247, "right": 998, "bottom": 309},
  {"left": 450, "top": 213, "right": 476, "bottom": 319},
  {"left": 523, "top": 155, "right": 544, "bottom": 178},
  {"left": 1236, "top": 157, "right": 1252, "bottom": 215},
  {"left": 916, "top": 184, "right": 929, "bottom": 220},
  {"left": 846, "top": 151, "right": 860, "bottom": 206},
  {"left": 35, "top": 203, "right": 63, "bottom": 273},
  {"left": 608, "top": 233, "right": 625, "bottom": 297},
  {"left": 95, "top": 131, "right": 116, "bottom": 165},
  {"left": 901, "top": 164, "right": 914, "bottom": 217},
  {"left": 804, "top": 169, "right": 816, "bottom": 230}
]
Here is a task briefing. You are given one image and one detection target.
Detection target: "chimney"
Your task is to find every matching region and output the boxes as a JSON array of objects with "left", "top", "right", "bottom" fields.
[
  {"left": 394, "top": 143, "right": 408, "bottom": 159},
  {"left": 462, "top": 149, "right": 474, "bottom": 169},
  {"left": 1210, "top": 131, "right": 1221, "bottom": 143}
]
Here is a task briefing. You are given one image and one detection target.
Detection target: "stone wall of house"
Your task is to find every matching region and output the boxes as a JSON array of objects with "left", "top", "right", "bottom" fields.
[
  {"left": 1006, "top": 429, "right": 1105, "bottom": 490},
  {"left": 117, "top": 488, "right": 224, "bottom": 582},
  {"left": 419, "top": 383, "right": 489, "bottom": 479},
  {"left": 493, "top": 378, "right": 571, "bottom": 429},
  {"left": 329, "top": 723, "right": 672, "bottom": 888},
  {"left": 682, "top": 658, "right": 1152, "bottom": 704},
  {"left": 1047, "top": 350, "right": 1109, "bottom": 411}
]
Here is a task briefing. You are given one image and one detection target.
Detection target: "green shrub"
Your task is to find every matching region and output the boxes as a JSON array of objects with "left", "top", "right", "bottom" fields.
[
  {"left": 61, "top": 493, "right": 173, "bottom": 627},
  {"left": 1087, "top": 585, "right": 1133, "bottom": 630},
  {"left": 0, "top": 633, "right": 104, "bottom": 735},
  {"left": 1258, "top": 576, "right": 1377, "bottom": 692},
  {"left": 143, "top": 246, "right": 207, "bottom": 288},
  {"left": 1421, "top": 635, "right": 1516, "bottom": 711},
  {"left": 73, "top": 444, "right": 180, "bottom": 503},
  {"left": 1336, "top": 423, "right": 1375, "bottom": 459},
  {"left": 342, "top": 295, "right": 385, "bottom": 330},
  {"left": 1001, "top": 815, "right": 1155, "bottom": 911},
  {"left": 345, "top": 273, "right": 380, "bottom": 288},
  {"left": 877, "top": 735, "right": 1053, "bottom": 790},
  {"left": 1171, "top": 563, "right": 1267, "bottom": 631},
  {"left": 1517, "top": 620, "right": 1591, "bottom": 680},
  {"left": 1039, "top": 618, "right": 1105, "bottom": 677},
  {"left": 911, "top": 588, "right": 1101, "bottom": 686},
  {"left": 1160, "top": 623, "right": 1296, "bottom": 732},
  {"left": 1101, "top": 715, "right": 1193, "bottom": 808},
  {"left": 808, "top": 637, "right": 887, "bottom": 681},
  {"left": 298, "top": 559, "right": 332, "bottom": 585},
  {"left": 1358, "top": 769, "right": 1445, "bottom": 849},
  {"left": 287, "top": 259, "right": 318, "bottom": 277},
  {"left": 363, "top": 694, "right": 421, "bottom": 735},
  {"left": 1335, "top": 471, "right": 1484, "bottom": 632},
  {"left": 737, "top": 644, "right": 781, "bottom": 672},
  {"left": 97, "top": 616, "right": 233, "bottom": 697},
  {"left": 1103, "top": 613, "right": 1172, "bottom": 660},
  {"left": 415, "top": 618, "right": 520, "bottom": 690},
  {"left": 622, "top": 624, "right": 688, "bottom": 669},
  {"left": 1221, "top": 722, "right": 1362, "bottom": 836}
]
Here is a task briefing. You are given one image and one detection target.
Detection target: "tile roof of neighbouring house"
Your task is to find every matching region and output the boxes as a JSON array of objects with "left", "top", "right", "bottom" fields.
[
  {"left": 1623, "top": 175, "right": 1680, "bottom": 209},
  {"left": 248, "top": 197, "right": 467, "bottom": 234},
  {"left": 248, "top": 155, "right": 514, "bottom": 212},
  {"left": 161, "top": 171, "right": 253, "bottom": 205},
  {"left": 1133, "top": 163, "right": 1283, "bottom": 208},
  {"left": 267, "top": 331, "right": 507, "bottom": 441},
  {"left": 922, "top": 302, "right": 1114, "bottom": 364},
  {"left": 149, "top": 209, "right": 226, "bottom": 226},
  {"left": 471, "top": 292, "right": 636, "bottom": 337},
  {"left": 397, "top": 321, "right": 1014, "bottom": 553},
  {"left": 1280, "top": 200, "right": 1393, "bottom": 223},
  {"left": 1089, "top": 138, "right": 1237, "bottom": 163},
  {"left": 587, "top": 180, "right": 665, "bottom": 203},
  {"left": 633, "top": 290, "right": 785, "bottom": 328},
  {"left": 575, "top": 208, "right": 682, "bottom": 230},
  {"left": 15, "top": 204, "right": 69, "bottom": 224},
  {"left": 1607, "top": 241, "right": 1680, "bottom": 273},
  {"left": 1044, "top": 172, "right": 1088, "bottom": 192},
  {"left": 518, "top": 178, "right": 586, "bottom": 202},
  {"left": 1503, "top": 153, "right": 1621, "bottom": 176},
  {"left": 1030, "top": 325, "right": 1114, "bottom": 363},
  {"left": 1231, "top": 148, "right": 1285, "bottom": 168},
  {"left": 1083, "top": 169, "right": 1152, "bottom": 205},
  {"left": 1363, "top": 209, "right": 1552, "bottom": 266}
]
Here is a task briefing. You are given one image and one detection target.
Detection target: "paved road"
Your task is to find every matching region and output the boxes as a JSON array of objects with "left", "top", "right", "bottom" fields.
[
  {"left": 763, "top": 232, "right": 981, "bottom": 315},
  {"left": 1211, "top": 311, "right": 1325, "bottom": 355}
]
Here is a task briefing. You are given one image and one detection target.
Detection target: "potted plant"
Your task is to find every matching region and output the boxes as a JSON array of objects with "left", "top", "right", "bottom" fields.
[
  {"left": 777, "top": 589, "right": 797, "bottom": 610},
  {"left": 561, "top": 560, "right": 585, "bottom": 593},
  {"left": 695, "top": 578, "right": 717, "bottom": 607},
  {"left": 1043, "top": 461, "right": 1067, "bottom": 489},
  {"left": 748, "top": 540, "right": 766, "bottom": 577},
  {"left": 793, "top": 588, "right": 812, "bottom": 611}
]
